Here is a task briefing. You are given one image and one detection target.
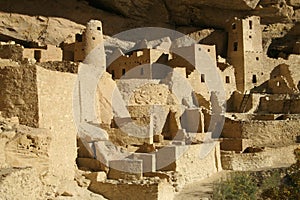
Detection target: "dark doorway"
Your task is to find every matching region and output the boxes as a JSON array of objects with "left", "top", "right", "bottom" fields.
[{"left": 34, "top": 50, "right": 41, "bottom": 62}]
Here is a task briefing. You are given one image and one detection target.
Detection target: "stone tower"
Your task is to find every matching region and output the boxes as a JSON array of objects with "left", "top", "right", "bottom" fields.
[
  {"left": 83, "top": 20, "right": 106, "bottom": 68},
  {"left": 227, "top": 16, "right": 263, "bottom": 93}
]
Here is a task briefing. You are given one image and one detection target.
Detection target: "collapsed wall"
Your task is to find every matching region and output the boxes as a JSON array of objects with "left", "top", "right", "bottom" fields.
[{"left": 0, "top": 114, "right": 66, "bottom": 199}]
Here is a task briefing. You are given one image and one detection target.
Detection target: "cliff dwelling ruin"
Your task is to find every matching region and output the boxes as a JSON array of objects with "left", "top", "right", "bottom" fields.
[{"left": 0, "top": 0, "right": 299, "bottom": 199}]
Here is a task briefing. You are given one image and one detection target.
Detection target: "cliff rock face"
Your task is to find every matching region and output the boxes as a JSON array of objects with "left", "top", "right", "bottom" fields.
[
  {"left": 0, "top": 0, "right": 298, "bottom": 56},
  {"left": 0, "top": 12, "right": 84, "bottom": 46},
  {"left": 89, "top": 0, "right": 299, "bottom": 27}
]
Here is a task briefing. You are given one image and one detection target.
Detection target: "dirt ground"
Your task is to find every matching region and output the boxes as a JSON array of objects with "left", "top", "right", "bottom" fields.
[{"left": 174, "top": 170, "right": 230, "bottom": 200}]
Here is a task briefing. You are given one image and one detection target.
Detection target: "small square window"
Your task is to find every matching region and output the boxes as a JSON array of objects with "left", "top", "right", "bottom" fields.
[
  {"left": 232, "top": 23, "right": 236, "bottom": 30},
  {"left": 256, "top": 57, "right": 259, "bottom": 61},
  {"left": 97, "top": 27, "right": 101, "bottom": 31},
  {"left": 75, "top": 34, "right": 83, "bottom": 42}
]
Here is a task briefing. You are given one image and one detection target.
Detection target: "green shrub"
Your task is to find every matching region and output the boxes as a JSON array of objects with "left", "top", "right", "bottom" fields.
[
  {"left": 260, "top": 171, "right": 281, "bottom": 199},
  {"left": 213, "top": 148, "right": 300, "bottom": 200},
  {"left": 261, "top": 148, "right": 300, "bottom": 200},
  {"left": 213, "top": 172, "right": 258, "bottom": 200}
]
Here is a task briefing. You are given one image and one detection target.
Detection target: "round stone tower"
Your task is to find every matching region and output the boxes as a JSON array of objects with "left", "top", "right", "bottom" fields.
[{"left": 83, "top": 20, "right": 105, "bottom": 68}]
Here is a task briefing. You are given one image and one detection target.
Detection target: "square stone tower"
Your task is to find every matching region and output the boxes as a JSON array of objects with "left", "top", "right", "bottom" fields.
[{"left": 227, "top": 16, "right": 263, "bottom": 93}]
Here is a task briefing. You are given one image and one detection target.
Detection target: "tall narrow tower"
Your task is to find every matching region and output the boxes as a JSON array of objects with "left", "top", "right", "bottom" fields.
[
  {"left": 227, "top": 16, "right": 263, "bottom": 93},
  {"left": 83, "top": 20, "right": 106, "bottom": 68}
]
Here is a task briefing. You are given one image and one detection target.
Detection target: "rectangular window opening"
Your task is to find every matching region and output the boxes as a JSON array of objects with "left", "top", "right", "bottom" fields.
[
  {"left": 225, "top": 76, "right": 230, "bottom": 83},
  {"left": 249, "top": 20, "right": 253, "bottom": 30},
  {"left": 233, "top": 42, "right": 238, "bottom": 51},
  {"left": 201, "top": 74, "right": 205, "bottom": 83},
  {"left": 34, "top": 50, "right": 41, "bottom": 62},
  {"left": 122, "top": 68, "right": 126, "bottom": 75},
  {"left": 252, "top": 74, "right": 257, "bottom": 83}
]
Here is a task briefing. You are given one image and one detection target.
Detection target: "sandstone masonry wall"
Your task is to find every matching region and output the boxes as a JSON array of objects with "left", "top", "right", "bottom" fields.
[
  {"left": 0, "top": 43, "right": 23, "bottom": 61},
  {"left": 36, "top": 66, "right": 77, "bottom": 181},
  {"left": 0, "top": 63, "right": 39, "bottom": 127},
  {"left": 222, "top": 117, "right": 300, "bottom": 147}
]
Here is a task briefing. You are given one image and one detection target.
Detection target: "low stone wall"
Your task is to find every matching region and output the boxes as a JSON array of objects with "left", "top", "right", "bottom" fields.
[
  {"left": 88, "top": 178, "right": 174, "bottom": 200},
  {"left": 175, "top": 142, "right": 222, "bottom": 182},
  {"left": 38, "top": 61, "right": 79, "bottom": 73},
  {"left": 221, "top": 145, "right": 298, "bottom": 171},
  {"left": 157, "top": 142, "right": 222, "bottom": 183},
  {"left": 222, "top": 117, "right": 300, "bottom": 147},
  {"left": 242, "top": 119, "right": 300, "bottom": 147},
  {"left": 259, "top": 94, "right": 300, "bottom": 114}
]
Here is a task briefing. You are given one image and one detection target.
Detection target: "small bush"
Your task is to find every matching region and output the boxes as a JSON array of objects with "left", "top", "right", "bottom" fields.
[
  {"left": 262, "top": 148, "right": 300, "bottom": 200},
  {"left": 213, "top": 172, "right": 258, "bottom": 200},
  {"left": 213, "top": 148, "right": 300, "bottom": 200}
]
